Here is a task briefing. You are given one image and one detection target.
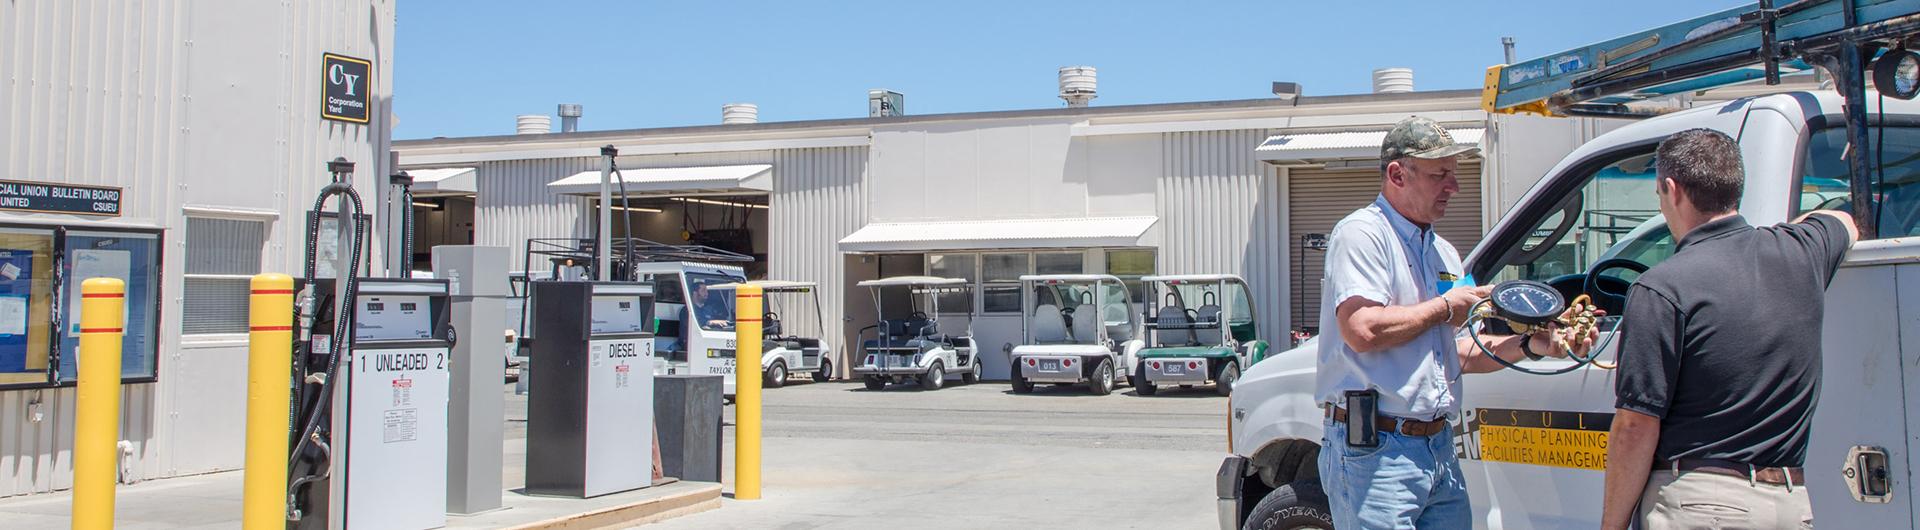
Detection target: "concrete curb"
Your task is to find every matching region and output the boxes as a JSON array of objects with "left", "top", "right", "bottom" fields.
[{"left": 498, "top": 483, "right": 723, "bottom": 530}]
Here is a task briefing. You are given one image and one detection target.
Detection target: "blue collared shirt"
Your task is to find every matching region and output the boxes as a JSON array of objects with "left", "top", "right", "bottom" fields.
[{"left": 1315, "top": 195, "right": 1466, "bottom": 420}]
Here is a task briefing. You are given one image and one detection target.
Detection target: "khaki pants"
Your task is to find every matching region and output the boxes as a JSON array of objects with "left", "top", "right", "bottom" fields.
[{"left": 1639, "top": 469, "right": 1812, "bottom": 530}]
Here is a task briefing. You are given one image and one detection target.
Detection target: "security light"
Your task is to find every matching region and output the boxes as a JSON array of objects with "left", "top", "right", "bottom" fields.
[{"left": 1873, "top": 48, "right": 1920, "bottom": 100}]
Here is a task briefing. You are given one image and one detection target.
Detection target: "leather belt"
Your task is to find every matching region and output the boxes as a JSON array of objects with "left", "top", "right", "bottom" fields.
[
  {"left": 1663, "top": 458, "right": 1805, "bottom": 486},
  {"left": 1327, "top": 406, "right": 1449, "bottom": 437}
]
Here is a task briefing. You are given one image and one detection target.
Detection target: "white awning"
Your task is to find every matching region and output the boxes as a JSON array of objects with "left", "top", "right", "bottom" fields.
[
  {"left": 547, "top": 164, "right": 772, "bottom": 197},
  {"left": 1256, "top": 128, "right": 1484, "bottom": 163},
  {"left": 838, "top": 216, "right": 1158, "bottom": 253},
  {"left": 406, "top": 167, "right": 476, "bottom": 197}
]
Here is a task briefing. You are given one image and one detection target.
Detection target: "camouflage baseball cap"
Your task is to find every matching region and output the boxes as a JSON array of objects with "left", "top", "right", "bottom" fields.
[{"left": 1381, "top": 116, "right": 1479, "bottom": 161}]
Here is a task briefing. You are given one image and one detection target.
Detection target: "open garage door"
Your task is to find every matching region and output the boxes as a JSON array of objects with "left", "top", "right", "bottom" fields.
[{"left": 551, "top": 164, "right": 773, "bottom": 278}]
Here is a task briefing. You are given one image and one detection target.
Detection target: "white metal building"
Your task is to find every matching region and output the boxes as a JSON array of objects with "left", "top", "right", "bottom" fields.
[
  {"left": 395, "top": 81, "right": 1626, "bottom": 382},
  {"left": 0, "top": 0, "right": 397, "bottom": 497}
]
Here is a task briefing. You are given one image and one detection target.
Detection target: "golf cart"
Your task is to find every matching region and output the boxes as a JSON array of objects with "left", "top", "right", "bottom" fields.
[
  {"left": 714, "top": 280, "right": 835, "bottom": 388},
  {"left": 636, "top": 261, "right": 749, "bottom": 396},
  {"left": 1009, "top": 274, "right": 1146, "bottom": 395},
  {"left": 851, "top": 276, "right": 982, "bottom": 391},
  {"left": 1134, "top": 274, "right": 1268, "bottom": 396}
]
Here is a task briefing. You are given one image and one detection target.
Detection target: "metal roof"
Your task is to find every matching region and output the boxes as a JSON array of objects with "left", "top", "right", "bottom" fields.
[
  {"left": 1255, "top": 127, "right": 1484, "bottom": 162},
  {"left": 1016, "top": 274, "right": 1124, "bottom": 284},
  {"left": 837, "top": 216, "right": 1158, "bottom": 253},
  {"left": 1142, "top": 274, "right": 1247, "bottom": 283},
  {"left": 405, "top": 167, "right": 476, "bottom": 196},
  {"left": 548, "top": 164, "right": 773, "bottom": 196},
  {"left": 857, "top": 276, "right": 969, "bottom": 287}
]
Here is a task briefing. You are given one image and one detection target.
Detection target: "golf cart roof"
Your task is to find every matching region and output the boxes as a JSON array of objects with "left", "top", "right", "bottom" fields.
[
  {"left": 709, "top": 280, "right": 817, "bottom": 292},
  {"left": 1017, "top": 274, "right": 1124, "bottom": 284},
  {"left": 1142, "top": 274, "right": 1246, "bottom": 284},
  {"left": 857, "top": 276, "right": 968, "bottom": 287}
]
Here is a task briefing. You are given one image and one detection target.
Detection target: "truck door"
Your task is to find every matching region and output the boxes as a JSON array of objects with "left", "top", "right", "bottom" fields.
[{"left": 1457, "top": 143, "right": 1674, "bottom": 529}]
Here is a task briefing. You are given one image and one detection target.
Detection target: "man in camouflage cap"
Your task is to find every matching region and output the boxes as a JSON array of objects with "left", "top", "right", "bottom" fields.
[{"left": 1312, "top": 116, "right": 1595, "bottom": 528}]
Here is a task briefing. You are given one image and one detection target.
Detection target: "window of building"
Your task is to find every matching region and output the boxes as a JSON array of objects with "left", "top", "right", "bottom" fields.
[
  {"left": 980, "top": 253, "right": 1030, "bottom": 313},
  {"left": 1103, "top": 249, "right": 1157, "bottom": 303},
  {"left": 183, "top": 217, "right": 267, "bottom": 335},
  {"left": 926, "top": 253, "right": 976, "bottom": 313},
  {"left": 1034, "top": 252, "right": 1084, "bottom": 275}
]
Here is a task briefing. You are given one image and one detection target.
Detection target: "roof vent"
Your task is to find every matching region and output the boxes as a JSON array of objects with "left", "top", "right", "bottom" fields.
[
  {"left": 516, "top": 114, "right": 551, "bottom": 134},
  {"left": 1059, "top": 66, "right": 1097, "bottom": 107},
  {"left": 869, "top": 89, "right": 905, "bottom": 117},
  {"left": 557, "top": 104, "right": 583, "bottom": 132},
  {"left": 1372, "top": 68, "right": 1414, "bottom": 94},
  {"left": 721, "top": 103, "right": 759, "bottom": 124}
]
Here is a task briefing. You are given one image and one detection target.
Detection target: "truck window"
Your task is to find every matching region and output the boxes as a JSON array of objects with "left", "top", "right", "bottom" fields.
[
  {"left": 1485, "top": 147, "right": 1667, "bottom": 287},
  {"left": 1799, "top": 126, "right": 1920, "bottom": 238}
]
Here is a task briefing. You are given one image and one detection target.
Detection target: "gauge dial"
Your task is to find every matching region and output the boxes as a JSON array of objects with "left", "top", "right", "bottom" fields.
[{"left": 1489, "top": 280, "right": 1566, "bottom": 326}]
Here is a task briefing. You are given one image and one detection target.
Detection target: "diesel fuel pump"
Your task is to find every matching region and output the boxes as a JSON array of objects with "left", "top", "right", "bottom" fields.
[{"left": 286, "top": 158, "right": 455, "bottom": 530}]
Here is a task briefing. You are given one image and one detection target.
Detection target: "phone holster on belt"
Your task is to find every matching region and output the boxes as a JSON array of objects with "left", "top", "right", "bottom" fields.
[{"left": 1345, "top": 389, "right": 1380, "bottom": 448}]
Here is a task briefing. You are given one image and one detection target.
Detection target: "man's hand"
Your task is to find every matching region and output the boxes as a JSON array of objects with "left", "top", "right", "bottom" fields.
[
  {"left": 1440, "top": 284, "right": 1492, "bottom": 327},
  {"left": 1531, "top": 305, "right": 1605, "bottom": 359}
]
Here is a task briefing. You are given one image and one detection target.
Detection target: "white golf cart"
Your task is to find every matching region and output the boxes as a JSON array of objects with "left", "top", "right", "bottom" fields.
[
  {"left": 1134, "top": 274, "right": 1270, "bottom": 397},
  {"left": 716, "top": 280, "right": 836, "bottom": 388},
  {"left": 1009, "top": 274, "right": 1145, "bottom": 395},
  {"left": 851, "top": 276, "right": 982, "bottom": 391},
  {"left": 636, "top": 261, "right": 748, "bottom": 396}
]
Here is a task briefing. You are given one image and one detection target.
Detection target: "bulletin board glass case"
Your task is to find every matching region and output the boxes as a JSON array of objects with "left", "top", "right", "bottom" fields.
[{"left": 0, "top": 224, "right": 162, "bottom": 389}]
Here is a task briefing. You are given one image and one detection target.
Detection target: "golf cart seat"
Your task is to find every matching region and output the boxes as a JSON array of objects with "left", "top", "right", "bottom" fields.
[
  {"left": 1069, "top": 305, "right": 1098, "bottom": 343},
  {"left": 1192, "top": 304, "right": 1224, "bottom": 346},
  {"left": 763, "top": 313, "right": 782, "bottom": 337},
  {"left": 765, "top": 336, "right": 820, "bottom": 351},
  {"left": 1033, "top": 304, "right": 1070, "bottom": 343},
  {"left": 1154, "top": 307, "right": 1197, "bottom": 347}
]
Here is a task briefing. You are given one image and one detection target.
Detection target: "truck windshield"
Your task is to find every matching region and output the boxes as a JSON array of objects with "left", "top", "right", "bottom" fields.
[
  {"left": 1487, "top": 147, "right": 1663, "bottom": 286},
  {"left": 1800, "top": 126, "right": 1920, "bottom": 238},
  {"left": 686, "top": 272, "right": 745, "bottom": 331}
]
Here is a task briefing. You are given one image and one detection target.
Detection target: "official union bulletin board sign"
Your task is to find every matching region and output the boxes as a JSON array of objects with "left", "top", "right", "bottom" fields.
[
  {"left": 321, "top": 53, "right": 372, "bottom": 124},
  {"left": 0, "top": 180, "right": 123, "bottom": 217}
]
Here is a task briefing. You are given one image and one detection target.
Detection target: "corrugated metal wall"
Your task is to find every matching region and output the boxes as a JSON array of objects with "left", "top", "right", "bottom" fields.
[
  {"left": 0, "top": 0, "right": 394, "bottom": 497},
  {"left": 767, "top": 147, "right": 868, "bottom": 364},
  {"left": 1158, "top": 130, "right": 1287, "bottom": 342}
]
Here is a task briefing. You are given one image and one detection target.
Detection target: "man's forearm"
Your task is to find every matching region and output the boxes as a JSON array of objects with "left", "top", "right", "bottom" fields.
[
  {"left": 1457, "top": 334, "right": 1530, "bottom": 374},
  {"left": 1601, "top": 411, "right": 1662, "bottom": 530}
]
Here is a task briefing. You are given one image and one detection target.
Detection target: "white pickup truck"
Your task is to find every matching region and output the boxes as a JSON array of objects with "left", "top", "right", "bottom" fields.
[{"left": 1219, "top": 91, "right": 1920, "bottom": 529}]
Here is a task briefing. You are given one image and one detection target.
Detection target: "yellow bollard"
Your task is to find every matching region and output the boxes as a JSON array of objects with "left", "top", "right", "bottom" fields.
[
  {"left": 243, "top": 274, "right": 294, "bottom": 528},
  {"left": 72, "top": 278, "right": 125, "bottom": 530},
  {"left": 733, "top": 284, "right": 763, "bottom": 500}
]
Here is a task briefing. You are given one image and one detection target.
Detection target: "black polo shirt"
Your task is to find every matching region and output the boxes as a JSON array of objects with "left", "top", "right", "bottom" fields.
[{"left": 1614, "top": 214, "right": 1851, "bottom": 468}]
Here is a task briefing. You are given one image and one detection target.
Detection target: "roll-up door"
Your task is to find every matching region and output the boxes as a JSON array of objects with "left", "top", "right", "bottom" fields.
[{"left": 1287, "top": 162, "right": 1482, "bottom": 334}]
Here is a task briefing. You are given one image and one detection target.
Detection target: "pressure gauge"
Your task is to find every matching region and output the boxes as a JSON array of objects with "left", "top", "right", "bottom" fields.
[{"left": 1489, "top": 280, "right": 1566, "bottom": 326}]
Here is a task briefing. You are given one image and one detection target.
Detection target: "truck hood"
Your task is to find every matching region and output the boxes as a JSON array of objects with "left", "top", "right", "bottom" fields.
[{"left": 1231, "top": 338, "right": 1325, "bottom": 456}]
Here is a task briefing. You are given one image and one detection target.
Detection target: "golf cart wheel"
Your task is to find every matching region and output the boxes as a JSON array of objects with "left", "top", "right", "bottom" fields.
[
  {"left": 863, "top": 375, "right": 887, "bottom": 391},
  {"left": 1011, "top": 361, "right": 1034, "bottom": 394},
  {"left": 962, "top": 359, "right": 981, "bottom": 384},
  {"left": 1215, "top": 361, "right": 1240, "bottom": 397},
  {"left": 920, "top": 362, "right": 946, "bottom": 390},
  {"left": 1135, "top": 363, "right": 1157, "bottom": 396},
  {"left": 813, "top": 359, "right": 833, "bottom": 383},
  {"left": 1242, "top": 480, "right": 1333, "bottom": 530},
  {"left": 764, "top": 360, "right": 787, "bottom": 389},
  {"left": 1088, "top": 358, "right": 1114, "bottom": 396}
]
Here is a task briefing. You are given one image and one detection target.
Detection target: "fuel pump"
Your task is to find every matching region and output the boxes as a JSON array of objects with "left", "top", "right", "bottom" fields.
[
  {"left": 525, "top": 280, "right": 657, "bottom": 497},
  {"left": 287, "top": 159, "right": 455, "bottom": 529}
]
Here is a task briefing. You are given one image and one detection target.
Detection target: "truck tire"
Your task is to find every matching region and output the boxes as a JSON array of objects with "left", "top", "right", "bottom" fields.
[
  {"left": 764, "top": 360, "right": 787, "bottom": 389},
  {"left": 1241, "top": 481, "right": 1333, "bottom": 530},
  {"left": 920, "top": 362, "right": 946, "bottom": 390},
  {"left": 962, "top": 359, "right": 981, "bottom": 384},
  {"left": 1011, "top": 363, "right": 1034, "bottom": 394},
  {"left": 813, "top": 359, "right": 833, "bottom": 383},
  {"left": 1088, "top": 358, "right": 1114, "bottom": 396},
  {"left": 1215, "top": 361, "right": 1240, "bottom": 397},
  {"left": 1135, "top": 363, "right": 1157, "bottom": 396},
  {"left": 863, "top": 375, "right": 887, "bottom": 391}
]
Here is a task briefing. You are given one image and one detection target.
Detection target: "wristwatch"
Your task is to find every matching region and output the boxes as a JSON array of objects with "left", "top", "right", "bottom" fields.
[{"left": 1520, "top": 334, "right": 1546, "bottom": 361}]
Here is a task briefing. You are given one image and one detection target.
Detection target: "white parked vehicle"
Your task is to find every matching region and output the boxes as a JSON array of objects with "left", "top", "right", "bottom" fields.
[
  {"left": 851, "top": 276, "right": 983, "bottom": 391},
  {"left": 637, "top": 261, "right": 748, "bottom": 397},
  {"left": 730, "top": 280, "right": 835, "bottom": 388},
  {"left": 1009, "top": 274, "right": 1145, "bottom": 396},
  {"left": 1219, "top": 84, "right": 1920, "bottom": 530}
]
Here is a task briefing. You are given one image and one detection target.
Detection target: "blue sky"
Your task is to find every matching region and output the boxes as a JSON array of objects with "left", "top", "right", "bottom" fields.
[{"left": 394, "top": 0, "right": 1752, "bottom": 140}]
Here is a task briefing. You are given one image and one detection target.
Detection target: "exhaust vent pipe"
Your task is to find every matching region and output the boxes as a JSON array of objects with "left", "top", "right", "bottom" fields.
[
  {"left": 557, "top": 104, "right": 583, "bottom": 133},
  {"left": 722, "top": 103, "right": 759, "bottom": 124},
  {"left": 1059, "top": 66, "right": 1097, "bottom": 107},
  {"left": 516, "top": 114, "right": 551, "bottom": 134},
  {"left": 1372, "top": 68, "right": 1414, "bottom": 94}
]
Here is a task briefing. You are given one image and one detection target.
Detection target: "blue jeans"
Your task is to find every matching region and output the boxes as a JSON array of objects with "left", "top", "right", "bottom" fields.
[{"left": 1318, "top": 417, "right": 1471, "bottom": 529}]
